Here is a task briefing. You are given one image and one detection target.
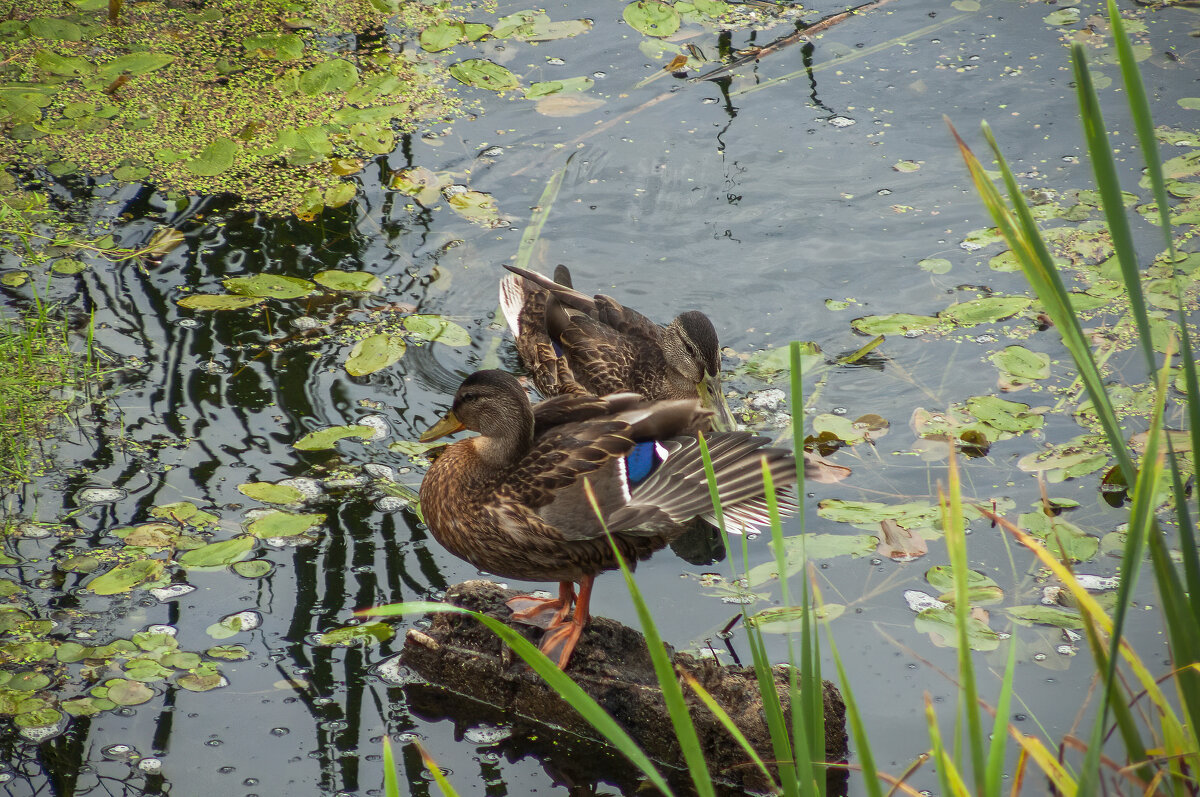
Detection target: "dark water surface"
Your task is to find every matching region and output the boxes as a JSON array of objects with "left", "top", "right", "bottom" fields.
[{"left": 4, "top": 0, "right": 1199, "bottom": 794}]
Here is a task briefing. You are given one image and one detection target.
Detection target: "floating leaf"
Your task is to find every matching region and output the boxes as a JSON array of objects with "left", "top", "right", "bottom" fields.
[
  {"left": 293, "top": 424, "right": 376, "bottom": 449},
  {"left": 186, "top": 137, "right": 237, "bottom": 177},
  {"left": 447, "top": 190, "right": 501, "bottom": 224},
  {"left": 1005, "top": 605, "right": 1084, "bottom": 629},
  {"left": 449, "top": 59, "right": 520, "bottom": 91},
  {"left": 746, "top": 533, "right": 877, "bottom": 587},
  {"left": 349, "top": 122, "right": 394, "bottom": 154},
  {"left": 1019, "top": 512, "right": 1098, "bottom": 561},
  {"left": 242, "top": 32, "right": 303, "bottom": 60},
  {"left": 99, "top": 52, "right": 175, "bottom": 78},
  {"left": 313, "top": 270, "right": 383, "bottom": 293},
  {"left": 232, "top": 560, "right": 273, "bottom": 578},
  {"left": 938, "top": 295, "right": 1031, "bottom": 326},
  {"left": 851, "top": 313, "right": 940, "bottom": 336},
  {"left": 206, "top": 644, "right": 251, "bottom": 660},
  {"left": 388, "top": 440, "right": 443, "bottom": 461},
  {"left": 29, "top": 18, "right": 83, "bottom": 40},
  {"left": 525, "top": 76, "right": 594, "bottom": 99},
  {"left": 238, "top": 482, "right": 305, "bottom": 504},
  {"left": 178, "top": 536, "right": 255, "bottom": 568},
  {"left": 345, "top": 334, "right": 406, "bottom": 376},
  {"left": 1043, "top": 7, "right": 1080, "bottom": 25},
  {"left": 914, "top": 607, "right": 1001, "bottom": 650},
  {"left": 990, "top": 345, "right": 1050, "bottom": 381},
  {"left": 389, "top": 166, "right": 446, "bottom": 205},
  {"left": 115, "top": 522, "right": 179, "bottom": 548},
  {"left": 87, "top": 559, "right": 165, "bottom": 595},
  {"left": 247, "top": 511, "right": 325, "bottom": 538},
  {"left": 33, "top": 50, "right": 93, "bottom": 76},
  {"left": 223, "top": 274, "right": 314, "bottom": 299},
  {"left": 317, "top": 622, "right": 394, "bottom": 647},
  {"left": 151, "top": 502, "right": 219, "bottom": 527},
  {"left": 1179, "top": 98, "right": 1200, "bottom": 111},
  {"left": 918, "top": 257, "right": 952, "bottom": 274},
  {"left": 298, "top": 58, "right": 358, "bottom": 94},
  {"left": 623, "top": 1, "right": 680, "bottom": 37},
  {"left": 50, "top": 258, "right": 86, "bottom": 274},
  {"left": 419, "top": 20, "right": 490, "bottom": 51},
  {"left": 876, "top": 519, "right": 927, "bottom": 562},
  {"left": 145, "top": 228, "right": 185, "bottom": 257},
  {"left": 403, "top": 315, "right": 473, "bottom": 346},
  {"left": 104, "top": 679, "right": 154, "bottom": 706},
  {"left": 177, "top": 665, "right": 225, "bottom": 692},
  {"left": 535, "top": 94, "right": 606, "bottom": 117},
  {"left": 177, "top": 294, "right": 263, "bottom": 311},
  {"left": 965, "top": 395, "right": 1044, "bottom": 433},
  {"left": 206, "top": 611, "right": 261, "bottom": 639},
  {"left": 745, "top": 604, "right": 844, "bottom": 632}
]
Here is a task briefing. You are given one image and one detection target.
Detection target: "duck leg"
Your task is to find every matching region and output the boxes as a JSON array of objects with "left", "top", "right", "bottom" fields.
[
  {"left": 539, "top": 575, "right": 594, "bottom": 669},
  {"left": 506, "top": 581, "right": 575, "bottom": 629}
]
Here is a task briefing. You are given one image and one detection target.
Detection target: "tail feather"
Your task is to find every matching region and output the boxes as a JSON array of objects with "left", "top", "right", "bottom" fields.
[{"left": 498, "top": 273, "right": 527, "bottom": 339}]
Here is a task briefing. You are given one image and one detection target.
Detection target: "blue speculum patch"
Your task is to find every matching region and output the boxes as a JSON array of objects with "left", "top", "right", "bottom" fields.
[{"left": 624, "top": 441, "right": 662, "bottom": 484}]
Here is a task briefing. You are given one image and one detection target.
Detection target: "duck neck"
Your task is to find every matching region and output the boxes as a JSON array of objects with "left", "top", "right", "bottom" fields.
[{"left": 472, "top": 407, "right": 534, "bottom": 470}]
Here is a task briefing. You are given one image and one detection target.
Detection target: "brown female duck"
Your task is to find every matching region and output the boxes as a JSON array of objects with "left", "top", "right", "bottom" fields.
[
  {"left": 418, "top": 369, "right": 796, "bottom": 668},
  {"left": 499, "top": 264, "right": 736, "bottom": 430}
]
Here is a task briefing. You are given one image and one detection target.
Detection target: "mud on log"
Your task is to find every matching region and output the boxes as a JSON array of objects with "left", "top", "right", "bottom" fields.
[{"left": 400, "top": 580, "right": 848, "bottom": 793}]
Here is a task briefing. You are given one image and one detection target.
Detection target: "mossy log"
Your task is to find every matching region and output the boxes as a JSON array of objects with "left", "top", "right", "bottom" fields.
[{"left": 400, "top": 580, "right": 848, "bottom": 794}]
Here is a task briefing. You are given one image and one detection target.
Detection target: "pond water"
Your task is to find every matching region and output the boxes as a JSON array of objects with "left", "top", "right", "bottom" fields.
[{"left": 3, "top": 0, "right": 1199, "bottom": 794}]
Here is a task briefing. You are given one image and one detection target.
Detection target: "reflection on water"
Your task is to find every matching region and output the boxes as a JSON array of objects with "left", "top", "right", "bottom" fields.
[{"left": 2, "top": 0, "right": 1197, "bottom": 792}]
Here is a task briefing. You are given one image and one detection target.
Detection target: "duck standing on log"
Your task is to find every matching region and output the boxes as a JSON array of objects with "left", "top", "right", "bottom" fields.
[{"left": 418, "top": 369, "right": 797, "bottom": 669}]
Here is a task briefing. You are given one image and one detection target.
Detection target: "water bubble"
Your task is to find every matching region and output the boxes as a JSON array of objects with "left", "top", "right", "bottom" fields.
[
  {"left": 199, "top": 361, "right": 227, "bottom": 374},
  {"left": 902, "top": 329, "right": 925, "bottom": 338},
  {"left": 16, "top": 522, "right": 52, "bottom": 538},
  {"left": 102, "top": 744, "right": 137, "bottom": 760},
  {"left": 270, "top": 727, "right": 290, "bottom": 736},
  {"left": 223, "top": 610, "right": 262, "bottom": 631},
  {"left": 205, "top": 738, "right": 223, "bottom": 747},
  {"left": 546, "top": 57, "right": 565, "bottom": 65},
  {"left": 831, "top": 406, "right": 848, "bottom": 415},
  {"left": 876, "top": 188, "right": 892, "bottom": 196},
  {"left": 443, "top": 184, "right": 468, "bottom": 197},
  {"left": 479, "top": 146, "right": 503, "bottom": 157},
  {"left": 375, "top": 496, "right": 410, "bottom": 512},
  {"left": 138, "top": 758, "right": 162, "bottom": 774},
  {"left": 827, "top": 115, "right": 856, "bottom": 128},
  {"left": 701, "top": 97, "right": 719, "bottom": 104},
  {"left": 292, "top": 316, "right": 323, "bottom": 330},
  {"left": 973, "top": 334, "right": 997, "bottom": 343},
  {"left": 592, "top": 70, "right": 606, "bottom": 78},
  {"left": 373, "top": 655, "right": 424, "bottom": 685},
  {"left": 364, "top": 463, "right": 396, "bottom": 482},
  {"left": 145, "top": 624, "right": 178, "bottom": 636},
  {"left": 697, "top": 572, "right": 723, "bottom": 587},
  {"left": 177, "top": 318, "right": 200, "bottom": 329},
  {"left": 720, "top": 594, "right": 756, "bottom": 605},
  {"left": 464, "top": 724, "right": 512, "bottom": 745},
  {"left": 278, "top": 478, "right": 321, "bottom": 499},
  {"left": 356, "top": 414, "right": 389, "bottom": 441},
  {"left": 394, "top": 731, "right": 423, "bottom": 743},
  {"left": 150, "top": 584, "right": 195, "bottom": 602}
]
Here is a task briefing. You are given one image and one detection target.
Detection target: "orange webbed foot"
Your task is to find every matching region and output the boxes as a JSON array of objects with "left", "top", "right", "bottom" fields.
[
  {"left": 505, "top": 582, "right": 576, "bottom": 629},
  {"left": 538, "top": 620, "right": 585, "bottom": 670}
]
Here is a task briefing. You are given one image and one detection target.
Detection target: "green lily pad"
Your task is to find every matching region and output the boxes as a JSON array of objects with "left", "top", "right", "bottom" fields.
[
  {"left": 918, "top": 257, "right": 952, "bottom": 274},
  {"left": 61, "top": 697, "right": 107, "bottom": 716},
  {"left": 914, "top": 607, "right": 1001, "bottom": 651},
  {"left": 745, "top": 604, "right": 844, "bottom": 632},
  {"left": 526, "top": 76, "right": 595, "bottom": 99},
  {"left": 317, "top": 622, "right": 394, "bottom": 647},
  {"left": 206, "top": 612, "right": 260, "bottom": 639},
  {"left": 345, "top": 334, "right": 406, "bottom": 376},
  {"left": 1005, "top": 605, "right": 1084, "bottom": 629},
  {"left": 98, "top": 52, "right": 175, "bottom": 79},
  {"left": 419, "top": 20, "right": 491, "bottom": 51},
  {"left": 1020, "top": 512, "right": 1099, "bottom": 561},
  {"left": 104, "top": 678, "right": 154, "bottom": 706},
  {"left": 745, "top": 534, "right": 878, "bottom": 587},
  {"left": 29, "top": 19, "right": 82, "bottom": 40},
  {"left": 851, "top": 313, "right": 941, "bottom": 336},
  {"left": 623, "top": 1, "right": 681, "bottom": 37},
  {"left": 294, "top": 424, "right": 376, "bottom": 450},
  {"left": 298, "top": 58, "right": 358, "bottom": 94},
  {"left": 388, "top": 440, "right": 443, "bottom": 460},
  {"left": 243, "top": 33, "right": 303, "bottom": 60},
  {"left": 1043, "top": 7, "right": 1080, "bottom": 25},
  {"left": 186, "top": 137, "right": 237, "bottom": 177},
  {"left": 178, "top": 665, "right": 225, "bottom": 692},
  {"left": 15, "top": 707, "right": 63, "bottom": 729},
  {"left": 205, "top": 644, "right": 251, "bottom": 660},
  {"left": 449, "top": 59, "right": 520, "bottom": 91},
  {"left": 348, "top": 122, "right": 394, "bottom": 155},
  {"left": 737, "top": 343, "right": 823, "bottom": 381},
  {"left": 991, "top": 345, "right": 1050, "bottom": 382},
  {"left": 246, "top": 511, "right": 325, "bottom": 538},
  {"left": 161, "top": 651, "right": 202, "bottom": 670},
  {"left": 50, "top": 258, "right": 86, "bottom": 274},
  {"left": 177, "top": 294, "right": 265, "bottom": 311},
  {"left": 313, "top": 270, "right": 383, "bottom": 293},
  {"left": 925, "top": 566, "right": 999, "bottom": 593},
  {"left": 87, "top": 559, "right": 166, "bottom": 595},
  {"left": 324, "top": 181, "right": 358, "bottom": 207},
  {"left": 123, "top": 659, "right": 173, "bottom": 682},
  {"left": 56, "top": 642, "right": 89, "bottom": 663},
  {"left": 232, "top": 560, "right": 273, "bottom": 578},
  {"left": 223, "top": 274, "right": 315, "bottom": 299},
  {"left": 403, "top": 315, "right": 473, "bottom": 346},
  {"left": 115, "top": 522, "right": 180, "bottom": 548},
  {"left": 151, "top": 502, "right": 219, "bottom": 527},
  {"left": 238, "top": 482, "right": 306, "bottom": 504},
  {"left": 177, "top": 536, "right": 255, "bottom": 568},
  {"left": 7, "top": 672, "right": 51, "bottom": 691},
  {"left": 965, "top": 395, "right": 1044, "bottom": 433},
  {"left": 939, "top": 295, "right": 1031, "bottom": 326}
]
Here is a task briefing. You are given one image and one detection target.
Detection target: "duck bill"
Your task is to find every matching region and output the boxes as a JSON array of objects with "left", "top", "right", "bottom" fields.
[
  {"left": 419, "top": 410, "right": 465, "bottom": 442},
  {"left": 697, "top": 373, "right": 736, "bottom": 432}
]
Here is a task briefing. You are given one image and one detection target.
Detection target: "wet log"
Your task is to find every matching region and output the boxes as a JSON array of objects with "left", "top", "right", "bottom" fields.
[{"left": 400, "top": 580, "right": 848, "bottom": 794}]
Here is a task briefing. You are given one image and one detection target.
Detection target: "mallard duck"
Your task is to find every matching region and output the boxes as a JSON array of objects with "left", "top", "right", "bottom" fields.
[
  {"left": 418, "top": 369, "right": 796, "bottom": 668},
  {"left": 499, "top": 264, "right": 736, "bottom": 431}
]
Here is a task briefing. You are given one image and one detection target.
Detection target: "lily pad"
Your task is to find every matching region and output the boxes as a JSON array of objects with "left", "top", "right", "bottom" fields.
[
  {"left": 389, "top": 167, "right": 447, "bottom": 205},
  {"left": 745, "top": 604, "right": 844, "bottom": 632},
  {"left": 745, "top": 533, "right": 877, "bottom": 586},
  {"left": 104, "top": 678, "right": 154, "bottom": 706},
  {"left": 317, "top": 622, "right": 394, "bottom": 647},
  {"left": 623, "top": 1, "right": 681, "bottom": 37},
  {"left": 918, "top": 257, "right": 952, "bottom": 274},
  {"left": 293, "top": 424, "right": 376, "bottom": 449},
  {"left": 238, "top": 482, "right": 306, "bottom": 504},
  {"left": 177, "top": 536, "right": 255, "bottom": 568},
  {"left": 29, "top": 18, "right": 83, "bottom": 40},
  {"left": 246, "top": 511, "right": 325, "bottom": 538},
  {"left": 851, "top": 313, "right": 941, "bottom": 336},
  {"left": 419, "top": 20, "right": 491, "bottom": 52},
  {"left": 177, "top": 665, "right": 226, "bottom": 692},
  {"left": 914, "top": 606, "right": 1001, "bottom": 650},
  {"left": 298, "top": 58, "right": 358, "bottom": 94},
  {"left": 449, "top": 59, "right": 520, "bottom": 91},
  {"left": 345, "top": 334, "right": 406, "bottom": 377},
  {"left": 186, "top": 137, "right": 237, "bottom": 177},
  {"left": 232, "top": 560, "right": 273, "bottom": 578},
  {"left": 990, "top": 345, "right": 1050, "bottom": 381},
  {"left": 447, "top": 190, "right": 501, "bottom": 224},
  {"left": 526, "top": 76, "right": 595, "bottom": 99},
  {"left": 403, "top": 315, "right": 473, "bottom": 346},
  {"left": 965, "top": 395, "right": 1044, "bottom": 433},
  {"left": 938, "top": 295, "right": 1031, "bottom": 326},
  {"left": 313, "top": 270, "right": 383, "bottom": 293},
  {"left": 223, "top": 274, "right": 314, "bottom": 299},
  {"left": 177, "top": 294, "right": 264, "bottom": 311},
  {"left": 87, "top": 559, "right": 166, "bottom": 595},
  {"left": 206, "top": 644, "right": 251, "bottom": 660},
  {"left": 1043, "top": 7, "right": 1080, "bottom": 25},
  {"left": 1005, "top": 605, "right": 1084, "bottom": 629}
]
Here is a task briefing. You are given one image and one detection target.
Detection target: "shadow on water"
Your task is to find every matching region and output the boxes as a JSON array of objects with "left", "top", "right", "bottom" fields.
[{"left": 2, "top": 0, "right": 1199, "bottom": 792}]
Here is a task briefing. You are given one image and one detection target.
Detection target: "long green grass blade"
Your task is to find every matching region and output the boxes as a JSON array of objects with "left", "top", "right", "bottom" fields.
[
  {"left": 512, "top": 154, "right": 573, "bottom": 271},
  {"left": 983, "top": 625, "right": 1018, "bottom": 797},
  {"left": 682, "top": 671, "right": 778, "bottom": 790},
  {"left": 363, "top": 601, "right": 673, "bottom": 795},
  {"left": 416, "top": 742, "right": 461, "bottom": 797},
  {"left": 1107, "top": 0, "right": 1175, "bottom": 261},
  {"left": 382, "top": 735, "right": 401, "bottom": 797}
]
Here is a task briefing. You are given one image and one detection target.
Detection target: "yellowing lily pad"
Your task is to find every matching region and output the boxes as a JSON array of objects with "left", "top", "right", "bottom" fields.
[
  {"left": 939, "top": 295, "right": 1031, "bottom": 326},
  {"left": 293, "top": 424, "right": 376, "bottom": 450},
  {"left": 238, "top": 482, "right": 306, "bottom": 504},
  {"left": 313, "top": 270, "right": 383, "bottom": 293},
  {"left": 224, "top": 274, "right": 315, "bottom": 299},
  {"left": 87, "top": 560, "right": 165, "bottom": 595},
  {"left": 419, "top": 20, "right": 491, "bottom": 51},
  {"left": 247, "top": 511, "right": 325, "bottom": 538},
  {"left": 851, "top": 313, "right": 940, "bottom": 336},
  {"left": 177, "top": 536, "right": 255, "bottom": 568},
  {"left": 389, "top": 166, "right": 447, "bottom": 205},
  {"left": 526, "top": 76, "right": 595, "bottom": 99},
  {"left": 404, "top": 315, "right": 472, "bottom": 346},
  {"left": 447, "top": 190, "right": 501, "bottom": 224},
  {"left": 345, "top": 334, "right": 406, "bottom": 376}
]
